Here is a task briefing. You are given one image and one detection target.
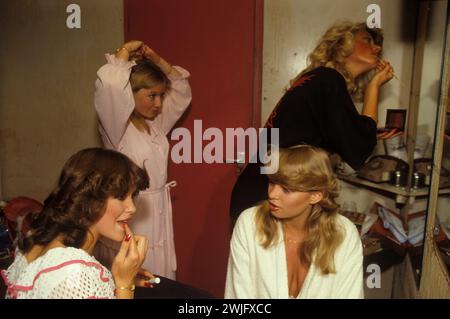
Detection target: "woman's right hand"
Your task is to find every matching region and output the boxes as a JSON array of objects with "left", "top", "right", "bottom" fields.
[
  {"left": 116, "top": 40, "right": 143, "bottom": 61},
  {"left": 370, "top": 59, "right": 394, "bottom": 87},
  {"left": 111, "top": 223, "right": 148, "bottom": 290}
]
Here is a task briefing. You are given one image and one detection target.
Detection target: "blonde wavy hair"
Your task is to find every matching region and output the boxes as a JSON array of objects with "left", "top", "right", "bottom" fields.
[
  {"left": 292, "top": 21, "right": 383, "bottom": 102},
  {"left": 255, "top": 145, "right": 343, "bottom": 274}
]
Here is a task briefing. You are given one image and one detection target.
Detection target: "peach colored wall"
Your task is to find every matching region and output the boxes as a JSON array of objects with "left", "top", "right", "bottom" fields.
[{"left": 0, "top": 0, "right": 124, "bottom": 202}]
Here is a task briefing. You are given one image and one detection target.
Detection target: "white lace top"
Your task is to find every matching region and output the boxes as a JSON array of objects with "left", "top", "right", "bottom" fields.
[{"left": 1, "top": 247, "right": 115, "bottom": 299}]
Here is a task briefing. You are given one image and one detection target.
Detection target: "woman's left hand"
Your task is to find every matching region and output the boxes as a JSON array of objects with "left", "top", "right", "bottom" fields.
[
  {"left": 135, "top": 267, "right": 157, "bottom": 288},
  {"left": 371, "top": 59, "right": 394, "bottom": 87},
  {"left": 141, "top": 44, "right": 162, "bottom": 65},
  {"left": 377, "top": 128, "right": 403, "bottom": 140}
]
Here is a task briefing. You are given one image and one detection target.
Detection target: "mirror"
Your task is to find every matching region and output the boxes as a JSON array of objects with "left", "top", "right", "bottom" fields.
[
  {"left": 438, "top": 126, "right": 450, "bottom": 277},
  {"left": 421, "top": 0, "right": 450, "bottom": 296},
  {"left": 262, "top": 0, "right": 449, "bottom": 297},
  {"left": 405, "top": 0, "right": 449, "bottom": 292}
]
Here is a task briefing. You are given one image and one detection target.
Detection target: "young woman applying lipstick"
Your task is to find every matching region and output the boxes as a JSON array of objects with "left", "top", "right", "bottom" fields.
[
  {"left": 225, "top": 145, "right": 364, "bottom": 298},
  {"left": 230, "top": 21, "right": 397, "bottom": 221},
  {"left": 1, "top": 148, "right": 152, "bottom": 298}
]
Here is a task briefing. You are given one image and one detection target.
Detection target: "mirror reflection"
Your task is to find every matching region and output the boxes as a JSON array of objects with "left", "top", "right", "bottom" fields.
[
  {"left": 261, "top": 0, "right": 448, "bottom": 298},
  {"left": 432, "top": 94, "right": 450, "bottom": 282}
]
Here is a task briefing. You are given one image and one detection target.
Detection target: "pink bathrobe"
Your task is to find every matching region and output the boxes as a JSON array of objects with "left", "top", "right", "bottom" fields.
[{"left": 94, "top": 54, "right": 192, "bottom": 279}]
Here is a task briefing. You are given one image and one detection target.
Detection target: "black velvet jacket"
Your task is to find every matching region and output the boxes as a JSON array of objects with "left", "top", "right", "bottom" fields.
[{"left": 230, "top": 67, "right": 377, "bottom": 219}]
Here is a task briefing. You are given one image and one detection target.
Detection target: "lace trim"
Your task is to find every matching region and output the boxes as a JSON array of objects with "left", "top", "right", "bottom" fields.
[{"left": 4, "top": 259, "right": 110, "bottom": 298}]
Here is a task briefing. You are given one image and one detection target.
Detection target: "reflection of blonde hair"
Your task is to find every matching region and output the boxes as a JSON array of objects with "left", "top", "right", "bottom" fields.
[
  {"left": 292, "top": 21, "right": 383, "bottom": 102},
  {"left": 255, "top": 145, "right": 343, "bottom": 274}
]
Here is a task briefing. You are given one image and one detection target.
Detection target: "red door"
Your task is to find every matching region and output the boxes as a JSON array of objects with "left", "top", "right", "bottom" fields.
[{"left": 124, "top": 0, "right": 263, "bottom": 297}]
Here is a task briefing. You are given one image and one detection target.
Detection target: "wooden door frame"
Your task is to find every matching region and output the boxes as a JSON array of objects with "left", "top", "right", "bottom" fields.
[
  {"left": 252, "top": 0, "right": 264, "bottom": 128},
  {"left": 419, "top": 1, "right": 450, "bottom": 298}
]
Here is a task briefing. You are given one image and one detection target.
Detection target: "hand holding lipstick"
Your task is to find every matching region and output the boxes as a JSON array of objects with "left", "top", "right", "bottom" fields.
[
  {"left": 135, "top": 267, "right": 158, "bottom": 288},
  {"left": 370, "top": 58, "right": 394, "bottom": 87},
  {"left": 111, "top": 223, "right": 149, "bottom": 297}
]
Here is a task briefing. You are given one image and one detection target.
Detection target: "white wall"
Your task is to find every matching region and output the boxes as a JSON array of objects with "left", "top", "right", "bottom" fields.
[
  {"left": 262, "top": 0, "right": 449, "bottom": 215},
  {"left": 262, "top": 0, "right": 417, "bottom": 126},
  {"left": 0, "top": 0, "right": 124, "bottom": 202},
  {"left": 417, "top": 0, "right": 448, "bottom": 146}
]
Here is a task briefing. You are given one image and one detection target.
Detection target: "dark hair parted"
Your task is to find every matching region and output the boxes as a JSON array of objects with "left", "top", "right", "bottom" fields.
[
  {"left": 130, "top": 58, "right": 170, "bottom": 93},
  {"left": 19, "top": 148, "right": 149, "bottom": 253}
]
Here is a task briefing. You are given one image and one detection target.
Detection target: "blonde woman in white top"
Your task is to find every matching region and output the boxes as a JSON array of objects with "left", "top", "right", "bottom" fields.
[{"left": 225, "top": 145, "right": 364, "bottom": 298}]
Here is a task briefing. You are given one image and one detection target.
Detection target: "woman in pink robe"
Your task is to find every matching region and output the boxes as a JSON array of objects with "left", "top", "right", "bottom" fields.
[{"left": 94, "top": 40, "right": 192, "bottom": 279}]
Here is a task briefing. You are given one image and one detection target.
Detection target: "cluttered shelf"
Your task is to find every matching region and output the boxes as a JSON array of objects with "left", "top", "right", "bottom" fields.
[
  {"left": 343, "top": 200, "right": 450, "bottom": 287},
  {"left": 338, "top": 173, "right": 450, "bottom": 203},
  {"left": 341, "top": 202, "right": 428, "bottom": 291}
]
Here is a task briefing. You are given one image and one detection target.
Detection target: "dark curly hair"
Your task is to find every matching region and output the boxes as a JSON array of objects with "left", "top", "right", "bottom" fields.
[{"left": 19, "top": 148, "right": 149, "bottom": 253}]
